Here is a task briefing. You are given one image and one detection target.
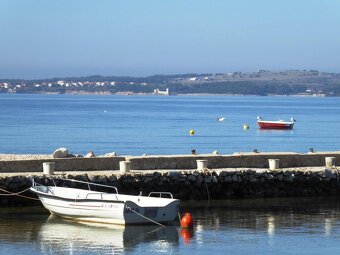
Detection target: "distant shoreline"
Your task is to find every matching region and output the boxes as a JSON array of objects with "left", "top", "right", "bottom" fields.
[
  {"left": 0, "top": 92, "right": 333, "bottom": 97},
  {"left": 1, "top": 70, "right": 339, "bottom": 96}
]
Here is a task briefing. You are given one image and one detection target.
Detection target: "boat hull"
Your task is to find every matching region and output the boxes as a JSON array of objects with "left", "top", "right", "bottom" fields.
[
  {"left": 31, "top": 186, "right": 180, "bottom": 225},
  {"left": 257, "top": 121, "right": 294, "bottom": 129}
]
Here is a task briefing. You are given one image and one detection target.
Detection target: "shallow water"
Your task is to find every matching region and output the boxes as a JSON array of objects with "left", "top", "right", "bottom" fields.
[{"left": 1, "top": 198, "right": 340, "bottom": 254}]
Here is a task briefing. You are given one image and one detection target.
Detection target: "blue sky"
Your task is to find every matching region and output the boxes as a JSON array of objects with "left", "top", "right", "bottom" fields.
[{"left": 0, "top": 0, "right": 340, "bottom": 78}]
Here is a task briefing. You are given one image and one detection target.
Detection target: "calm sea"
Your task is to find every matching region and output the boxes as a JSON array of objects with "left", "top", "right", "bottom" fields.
[
  {"left": 0, "top": 94, "right": 340, "bottom": 155},
  {"left": 2, "top": 94, "right": 340, "bottom": 254},
  {"left": 1, "top": 198, "right": 340, "bottom": 254}
]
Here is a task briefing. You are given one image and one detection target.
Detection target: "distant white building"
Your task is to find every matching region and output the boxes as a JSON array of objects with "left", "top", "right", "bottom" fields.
[
  {"left": 153, "top": 88, "right": 170, "bottom": 96},
  {"left": 188, "top": 77, "right": 197, "bottom": 81}
]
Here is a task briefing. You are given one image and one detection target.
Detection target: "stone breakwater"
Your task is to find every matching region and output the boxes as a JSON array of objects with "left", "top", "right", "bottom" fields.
[{"left": 1, "top": 168, "right": 340, "bottom": 207}]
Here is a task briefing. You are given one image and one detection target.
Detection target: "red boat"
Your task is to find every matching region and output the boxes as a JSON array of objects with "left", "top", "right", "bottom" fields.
[{"left": 257, "top": 116, "right": 295, "bottom": 129}]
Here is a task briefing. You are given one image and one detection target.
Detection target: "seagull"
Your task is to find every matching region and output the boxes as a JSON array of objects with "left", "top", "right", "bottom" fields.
[{"left": 217, "top": 117, "right": 226, "bottom": 122}]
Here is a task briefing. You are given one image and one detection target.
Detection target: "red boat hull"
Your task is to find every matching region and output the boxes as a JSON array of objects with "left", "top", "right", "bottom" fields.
[{"left": 257, "top": 121, "right": 294, "bottom": 129}]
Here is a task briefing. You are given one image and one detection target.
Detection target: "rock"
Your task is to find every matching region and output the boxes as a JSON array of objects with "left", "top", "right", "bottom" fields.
[
  {"left": 143, "top": 177, "right": 153, "bottom": 183},
  {"left": 250, "top": 177, "right": 258, "bottom": 183},
  {"left": 196, "top": 175, "right": 204, "bottom": 184},
  {"left": 169, "top": 171, "right": 179, "bottom": 177},
  {"left": 52, "top": 147, "right": 69, "bottom": 158},
  {"left": 206, "top": 176, "right": 213, "bottom": 183},
  {"left": 323, "top": 169, "right": 336, "bottom": 179},
  {"left": 277, "top": 173, "right": 283, "bottom": 181},
  {"left": 212, "top": 176, "right": 218, "bottom": 183},
  {"left": 84, "top": 151, "right": 96, "bottom": 158},
  {"left": 232, "top": 175, "right": 238, "bottom": 182},
  {"left": 104, "top": 152, "right": 117, "bottom": 157},
  {"left": 188, "top": 175, "right": 196, "bottom": 182}
]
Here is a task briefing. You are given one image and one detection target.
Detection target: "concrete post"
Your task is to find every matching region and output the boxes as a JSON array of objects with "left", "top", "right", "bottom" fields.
[
  {"left": 119, "top": 161, "right": 131, "bottom": 173},
  {"left": 325, "top": 157, "right": 336, "bottom": 168},
  {"left": 43, "top": 162, "right": 55, "bottom": 175},
  {"left": 268, "top": 159, "right": 280, "bottom": 170},
  {"left": 197, "top": 160, "right": 208, "bottom": 171}
]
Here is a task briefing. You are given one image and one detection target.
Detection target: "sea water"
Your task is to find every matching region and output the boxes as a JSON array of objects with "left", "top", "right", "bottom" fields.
[
  {"left": 0, "top": 94, "right": 340, "bottom": 155},
  {"left": 1, "top": 198, "right": 340, "bottom": 254}
]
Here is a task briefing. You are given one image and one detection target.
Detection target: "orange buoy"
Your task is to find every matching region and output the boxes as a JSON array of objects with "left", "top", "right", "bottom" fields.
[
  {"left": 180, "top": 228, "right": 194, "bottom": 244},
  {"left": 180, "top": 213, "right": 194, "bottom": 228}
]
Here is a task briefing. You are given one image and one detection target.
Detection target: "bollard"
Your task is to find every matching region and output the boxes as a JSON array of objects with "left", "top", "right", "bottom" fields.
[
  {"left": 325, "top": 157, "right": 336, "bottom": 168},
  {"left": 196, "top": 160, "right": 208, "bottom": 171},
  {"left": 268, "top": 159, "right": 280, "bottom": 170},
  {"left": 43, "top": 162, "right": 55, "bottom": 175},
  {"left": 119, "top": 161, "right": 131, "bottom": 173}
]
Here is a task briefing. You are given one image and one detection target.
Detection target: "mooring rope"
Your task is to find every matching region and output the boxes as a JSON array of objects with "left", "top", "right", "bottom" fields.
[
  {"left": 124, "top": 205, "right": 165, "bottom": 227},
  {"left": 0, "top": 187, "right": 40, "bottom": 201},
  {"left": 203, "top": 167, "right": 213, "bottom": 201}
]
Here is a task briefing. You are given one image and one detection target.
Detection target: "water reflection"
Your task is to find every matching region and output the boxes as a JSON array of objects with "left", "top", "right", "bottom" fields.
[
  {"left": 181, "top": 197, "right": 340, "bottom": 238},
  {"left": 256, "top": 129, "right": 294, "bottom": 135},
  {"left": 40, "top": 216, "right": 179, "bottom": 254}
]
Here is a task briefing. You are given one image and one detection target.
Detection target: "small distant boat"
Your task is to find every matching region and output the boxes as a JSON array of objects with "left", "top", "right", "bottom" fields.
[
  {"left": 257, "top": 116, "right": 295, "bottom": 129},
  {"left": 30, "top": 178, "right": 180, "bottom": 225},
  {"left": 217, "top": 117, "right": 226, "bottom": 122}
]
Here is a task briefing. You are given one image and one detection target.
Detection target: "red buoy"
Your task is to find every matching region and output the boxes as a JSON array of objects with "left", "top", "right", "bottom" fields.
[{"left": 181, "top": 213, "right": 194, "bottom": 228}]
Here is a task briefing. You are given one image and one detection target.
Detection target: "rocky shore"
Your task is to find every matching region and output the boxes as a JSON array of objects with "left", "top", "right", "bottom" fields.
[
  {"left": 1, "top": 167, "right": 339, "bottom": 207},
  {"left": 0, "top": 154, "right": 52, "bottom": 161}
]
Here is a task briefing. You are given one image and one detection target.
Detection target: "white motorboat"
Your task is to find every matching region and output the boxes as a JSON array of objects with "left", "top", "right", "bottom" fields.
[{"left": 30, "top": 178, "right": 180, "bottom": 225}]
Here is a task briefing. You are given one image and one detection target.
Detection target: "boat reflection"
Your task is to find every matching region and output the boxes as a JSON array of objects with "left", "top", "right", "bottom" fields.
[
  {"left": 38, "top": 215, "right": 179, "bottom": 254},
  {"left": 256, "top": 129, "right": 294, "bottom": 135}
]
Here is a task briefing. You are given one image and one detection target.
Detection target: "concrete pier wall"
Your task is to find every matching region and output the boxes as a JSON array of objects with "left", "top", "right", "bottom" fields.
[
  {"left": 0, "top": 157, "right": 125, "bottom": 173},
  {"left": 129, "top": 152, "right": 340, "bottom": 170},
  {"left": 1, "top": 152, "right": 340, "bottom": 173}
]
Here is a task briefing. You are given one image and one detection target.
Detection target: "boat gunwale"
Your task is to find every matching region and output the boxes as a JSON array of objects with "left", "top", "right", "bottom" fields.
[
  {"left": 257, "top": 120, "right": 294, "bottom": 125},
  {"left": 30, "top": 186, "right": 126, "bottom": 204}
]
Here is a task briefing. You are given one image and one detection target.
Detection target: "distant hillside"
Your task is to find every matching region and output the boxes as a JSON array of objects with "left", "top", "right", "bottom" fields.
[{"left": 1, "top": 70, "right": 340, "bottom": 96}]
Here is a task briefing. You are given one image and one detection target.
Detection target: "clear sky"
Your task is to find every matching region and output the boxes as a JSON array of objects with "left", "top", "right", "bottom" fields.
[{"left": 1, "top": 0, "right": 340, "bottom": 79}]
